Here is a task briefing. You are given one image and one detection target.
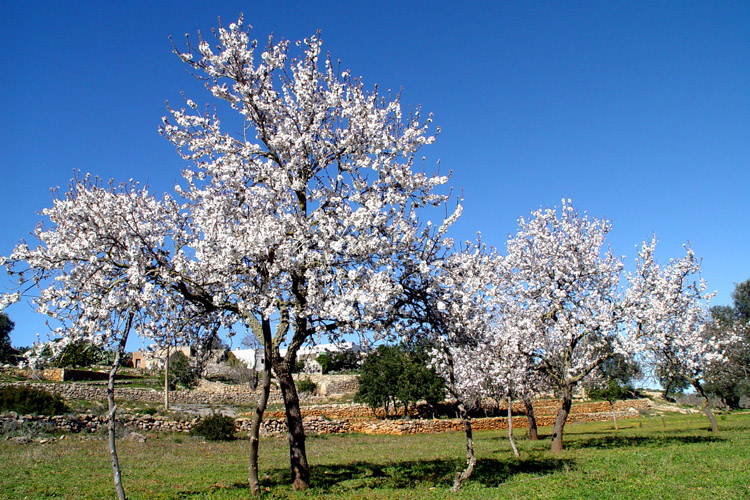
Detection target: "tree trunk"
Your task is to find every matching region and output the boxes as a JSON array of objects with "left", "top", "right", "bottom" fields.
[
  {"left": 662, "top": 379, "right": 676, "bottom": 402},
  {"left": 451, "top": 401, "right": 476, "bottom": 492},
  {"left": 276, "top": 364, "right": 310, "bottom": 490},
  {"left": 609, "top": 400, "right": 619, "bottom": 430},
  {"left": 661, "top": 379, "right": 671, "bottom": 401},
  {"left": 550, "top": 386, "right": 573, "bottom": 454},
  {"left": 249, "top": 318, "right": 273, "bottom": 496},
  {"left": 107, "top": 313, "right": 133, "bottom": 500},
  {"left": 523, "top": 396, "right": 539, "bottom": 441},
  {"left": 163, "top": 344, "right": 170, "bottom": 411},
  {"left": 693, "top": 381, "right": 719, "bottom": 433},
  {"left": 507, "top": 396, "right": 520, "bottom": 458}
]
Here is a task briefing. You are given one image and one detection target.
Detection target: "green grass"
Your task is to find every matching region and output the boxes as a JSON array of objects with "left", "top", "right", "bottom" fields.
[{"left": 0, "top": 413, "right": 748, "bottom": 499}]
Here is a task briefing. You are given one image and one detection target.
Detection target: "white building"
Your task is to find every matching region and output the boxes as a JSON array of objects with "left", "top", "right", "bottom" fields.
[
  {"left": 230, "top": 348, "right": 267, "bottom": 372},
  {"left": 231, "top": 341, "right": 366, "bottom": 373}
]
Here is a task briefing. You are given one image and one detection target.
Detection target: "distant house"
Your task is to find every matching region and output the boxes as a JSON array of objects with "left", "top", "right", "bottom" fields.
[
  {"left": 131, "top": 345, "right": 194, "bottom": 371},
  {"left": 231, "top": 341, "right": 367, "bottom": 374},
  {"left": 297, "top": 342, "right": 365, "bottom": 361},
  {"left": 231, "top": 348, "right": 267, "bottom": 372}
]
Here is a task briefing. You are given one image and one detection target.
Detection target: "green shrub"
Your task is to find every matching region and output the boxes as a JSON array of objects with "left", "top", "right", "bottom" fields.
[
  {"left": 355, "top": 344, "right": 445, "bottom": 417},
  {"left": 190, "top": 413, "right": 236, "bottom": 441},
  {"left": 166, "top": 351, "right": 198, "bottom": 390},
  {"left": 141, "top": 407, "right": 158, "bottom": 416},
  {"left": 296, "top": 377, "right": 317, "bottom": 394},
  {"left": 0, "top": 385, "right": 69, "bottom": 416},
  {"left": 316, "top": 351, "right": 360, "bottom": 374},
  {"left": 0, "top": 418, "right": 57, "bottom": 437},
  {"left": 53, "top": 340, "right": 115, "bottom": 368}
]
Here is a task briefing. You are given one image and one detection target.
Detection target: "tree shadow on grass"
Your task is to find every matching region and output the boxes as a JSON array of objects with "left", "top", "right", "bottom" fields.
[
  {"left": 173, "top": 481, "right": 250, "bottom": 499},
  {"left": 568, "top": 433, "right": 725, "bottom": 451},
  {"left": 169, "top": 457, "right": 573, "bottom": 498},
  {"left": 259, "top": 456, "right": 574, "bottom": 493}
]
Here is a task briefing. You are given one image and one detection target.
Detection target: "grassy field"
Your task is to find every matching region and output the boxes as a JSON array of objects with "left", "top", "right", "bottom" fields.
[{"left": 1, "top": 412, "right": 748, "bottom": 499}]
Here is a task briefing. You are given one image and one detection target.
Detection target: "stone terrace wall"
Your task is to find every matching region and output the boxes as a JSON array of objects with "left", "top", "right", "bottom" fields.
[
  {"left": 1, "top": 403, "right": 646, "bottom": 437},
  {"left": 263, "top": 399, "right": 651, "bottom": 420},
  {"left": 0, "top": 377, "right": 356, "bottom": 407},
  {"left": 3, "top": 381, "right": 260, "bottom": 406},
  {"left": 2, "top": 381, "right": 649, "bottom": 421}
]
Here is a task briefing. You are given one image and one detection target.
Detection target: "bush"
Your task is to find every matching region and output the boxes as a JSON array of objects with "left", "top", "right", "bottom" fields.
[
  {"left": 0, "top": 385, "right": 69, "bottom": 416},
  {"left": 316, "top": 351, "right": 360, "bottom": 374},
  {"left": 296, "top": 377, "right": 317, "bottom": 394},
  {"left": 586, "top": 379, "right": 636, "bottom": 402},
  {"left": 53, "top": 341, "right": 115, "bottom": 368},
  {"left": 0, "top": 312, "right": 16, "bottom": 365},
  {"left": 166, "top": 351, "right": 198, "bottom": 390},
  {"left": 190, "top": 413, "right": 236, "bottom": 441},
  {"left": 355, "top": 344, "right": 445, "bottom": 417},
  {"left": 0, "top": 418, "right": 57, "bottom": 438}
]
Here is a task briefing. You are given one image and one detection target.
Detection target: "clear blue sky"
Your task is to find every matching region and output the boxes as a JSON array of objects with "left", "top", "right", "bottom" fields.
[{"left": 2, "top": 1, "right": 749, "bottom": 349}]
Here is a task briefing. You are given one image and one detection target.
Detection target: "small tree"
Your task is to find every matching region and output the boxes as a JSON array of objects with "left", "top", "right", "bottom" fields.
[
  {"left": 732, "top": 279, "right": 750, "bottom": 321},
  {"left": 53, "top": 340, "right": 115, "bottom": 368},
  {"left": 0, "top": 312, "right": 16, "bottom": 364},
  {"left": 420, "top": 241, "right": 506, "bottom": 491},
  {"left": 355, "top": 345, "right": 408, "bottom": 417},
  {"left": 355, "top": 344, "right": 445, "bottom": 417},
  {"left": 501, "top": 201, "right": 636, "bottom": 453},
  {"left": 167, "top": 351, "right": 197, "bottom": 389},
  {"left": 296, "top": 377, "right": 317, "bottom": 394},
  {"left": 701, "top": 288, "right": 750, "bottom": 409},
  {"left": 629, "top": 241, "right": 739, "bottom": 432},
  {"left": 398, "top": 343, "right": 446, "bottom": 413},
  {"left": 316, "top": 351, "right": 360, "bottom": 374},
  {"left": 584, "top": 354, "right": 640, "bottom": 429},
  {"left": 656, "top": 364, "right": 691, "bottom": 402}
]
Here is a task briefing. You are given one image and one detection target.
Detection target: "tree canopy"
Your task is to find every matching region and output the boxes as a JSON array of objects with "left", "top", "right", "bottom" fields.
[
  {"left": 355, "top": 344, "right": 445, "bottom": 417},
  {"left": 0, "top": 312, "right": 15, "bottom": 364},
  {"left": 1, "top": 16, "right": 457, "bottom": 492},
  {"left": 702, "top": 280, "right": 750, "bottom": 409}
]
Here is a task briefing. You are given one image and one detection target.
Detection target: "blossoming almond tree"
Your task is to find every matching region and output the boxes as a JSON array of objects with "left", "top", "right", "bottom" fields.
[
  {"left": 627, "top": 240, "right": 737, "bottom": 432},
  {"left": 2, "top": 16, "right": 457, "bottom": 493},
  {"left": 423, "top": 242, "right": 507, "bottom": 491},
  {"left": 501, "top": 200, "right": 634, "bottom": 453},
  {"left": 424, "top": 240, "right": 557, "bottom": 488},
  {"left": 158, "top": 16, "right": 458, "bottom": 490},
  {"left": 488, "top": 327, "right": 553, "bottom": 452},
  {"left": 0, "top": 176, "right": 212, "bottom": 500}
]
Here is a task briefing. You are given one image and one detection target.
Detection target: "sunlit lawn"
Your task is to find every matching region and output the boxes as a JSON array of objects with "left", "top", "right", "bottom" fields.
[{"left": 1, "top": 412, "right": 748, "bottom": 499}]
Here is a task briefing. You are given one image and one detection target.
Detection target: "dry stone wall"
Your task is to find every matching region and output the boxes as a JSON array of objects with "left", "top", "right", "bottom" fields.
[
  {"left": 3, "top": 381, "right": 257, "bottom": 406},
  {"left": 1, "top": 374, "right": 358, "bottom": 406},
  {"left": 0, "top": 379, "right": 349, "bottom": 407},
  {"left": 0, "top": 406, "right": 645, "bottom": 437},
  {"left": 1, "top": 400, "right": 649, "bottom": 437},
  {"left": 263, "top": 399, "right": 650, "bottom": 420},
  {"left": 2, "top": 378, "right": 650, "bottom": 438},
  {"left": 4, "top": 380, "right": 647, "bottom": 418}
]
